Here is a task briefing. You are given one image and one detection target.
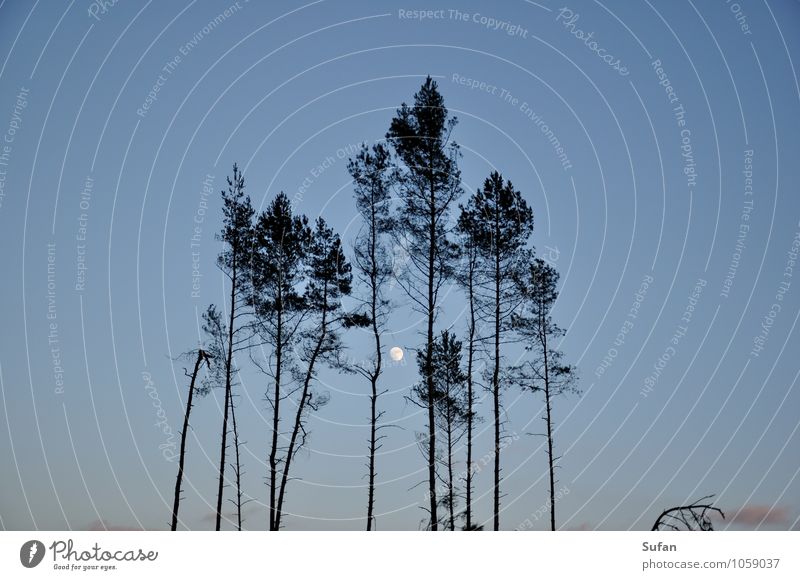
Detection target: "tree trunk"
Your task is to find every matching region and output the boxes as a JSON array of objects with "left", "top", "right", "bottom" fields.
[
  {"left": 229, "top": 383, "right": 243, "bottom": 531},
  {"left": 466, "top": 245, "right": 475, "bottom": 530},
  {"left": 492, "top": 245, "right": 501, "bottom": 531},
  {"left": 465, "top": 265, "right": 475, "bottom": 531},
  {"left": 367, "top": 376, "right": 378, "bottom": 530},
  {"left": 171, "top": 350, "right": 206, "bottom": 531},
  {"left": 447, "top": 409, "right": 455, "bottom": 531},
  {"left": 276, "top": 288, "right": 328, "bottom": 530},
  {"left": 366, "top": 202, "right": 381, "bottom": 531},
  {"left": 216, "top": 254, "right": 238, "bottom": 531},
  {"left": 269, "top": 296, "right": 283, "bottom": 531},
  {"left": 426, "top": 181, "right": 438, "bottom": 530},
  {"left": 541, "top": 308, "right": 556, "bottom": 531}
]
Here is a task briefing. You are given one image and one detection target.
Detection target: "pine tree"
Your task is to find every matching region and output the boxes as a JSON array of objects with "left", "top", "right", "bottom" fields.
[
  {"left": 513, "top": 258, "right": 578, "bottom": 531},
  {"left": 212, "top": 165, "right": 254, "bottom": 531},
  {"left": 413, "top": 330, "right": 469, "bottom": 531},
  {"left": 348, "top": 143, "right": 395, "bottom": 530},
  {"left": 274, "top": 218, "right": 366, "bottom": 529},
  {"left": 250, "top": 192, "right": 311, "bottom": 531},
  {"left": 203, "top": 304, "right": 250, "bottom": 530},
  {"left": 454, "top": 209, "right": 481, "bottom": 530},
  {"left": 386, "top": 77, "right": 462, "bottom": 530},
  {"left": 459, "top": 171, "right": 533, "bottom": 530}
]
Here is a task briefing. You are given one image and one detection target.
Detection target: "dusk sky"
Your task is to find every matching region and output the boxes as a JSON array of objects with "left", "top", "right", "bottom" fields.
[{"left": 1, "top": 0, "right": 799, "bottom": 531}]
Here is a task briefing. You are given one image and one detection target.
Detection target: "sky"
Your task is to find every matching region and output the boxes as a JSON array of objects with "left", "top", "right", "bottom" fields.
[{"left": 0, "top": 0, "right": 799, "bottom": 531}]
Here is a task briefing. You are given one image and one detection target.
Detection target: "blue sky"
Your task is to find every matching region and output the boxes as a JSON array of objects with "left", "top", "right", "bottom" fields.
[{"left": 0, "top": 0, "right": 799, "bottom": 531}]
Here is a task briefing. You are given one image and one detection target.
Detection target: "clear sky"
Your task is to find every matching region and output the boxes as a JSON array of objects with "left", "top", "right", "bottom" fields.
[{"left": 0, "top": 0, "right": 798, "bottom": 531}]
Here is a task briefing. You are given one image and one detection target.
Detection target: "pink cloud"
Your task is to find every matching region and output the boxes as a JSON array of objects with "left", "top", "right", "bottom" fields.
[
  {"left": 566, "top": 522, "right": 592, "bottom": 531},
  {"left": 728, "top": 505, "right": 791, "bottom": 527}
]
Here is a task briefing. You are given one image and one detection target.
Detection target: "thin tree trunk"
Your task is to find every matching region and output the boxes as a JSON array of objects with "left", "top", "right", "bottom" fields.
[
  {"left": 366, "top": 202, "right": 382, "bottom": 531},
  {"left": 544, "top": 378, "right": 555, "bottom": 531},
  {"left": 426, "top": 181, "right": 438, "bottom": 530},
  {"left": 229, "top": 383, "right": 243, "bottom": 531},
  {"left": 447, "top": 410, "right": 455, "bottom": 531},
  {"left": 171, "top": 349, "right": 206, "bottom": 531},
  {"left": 492, "top": 246, "right": 501, "bottom": 531},
  {"left": 541, "top": 308, "right": 556, "bottom": 531},
  {"left": 276, "top": 288, "right": 328, "bottom": 530},
  {"left": 216, "top": 255, "right": 238, "bottom": 531},
  {"left": 269, "top": 296, "right": 283, "bottom": 531},
  {"left": 465, "top": 253, "right": 475, "bottom": 530},
  {"left": 367, "top": 376, "right": 378, "bottom": 530}
]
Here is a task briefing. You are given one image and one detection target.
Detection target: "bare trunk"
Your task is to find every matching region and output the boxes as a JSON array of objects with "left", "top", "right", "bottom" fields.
[
  {"left": 446, "top": 409, "right": 455, "bottom": 531},
  {"left": 229, "top": 384, "right": 243, "bottom": 531},
  {"left": 426, "top": 180, "right": 438, "bottom": 530},
  {"left": 171, "top": 350, "right": 206, "bottom": 531},
  {"left": 366, "top": 203, "right": 382, "bottom": 531},
  {"left": 216, "top": 255, "right": 238, "bottom": 531},
  {"left": 367, "top": 375, "right": 378, "bottom": 530},
  {"left": 268, "top": 291, "right": 283, "bottom": 531},
  {"left": 541, "top": 308, "right": 555, "bottom": 531},
  {"left": 465, "top": 272, "right": 475, "bottom": 530},
  {"left": 492, "top": 245, "right": 501, "bottom": 531}
]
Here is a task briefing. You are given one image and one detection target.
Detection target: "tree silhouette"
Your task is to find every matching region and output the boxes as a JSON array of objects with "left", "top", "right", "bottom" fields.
[
  {"left": 203, "top": 304, "right": 250, "bottom": 530},
  {"left": 250, "top": 192, "right": 311, "bottom": 531},
  {"left": 348, "top": 143, "right": 396, "bottom": 530},
  {"left": 513, "top": 258, "right": 578, "bottom": 531},
  {"left": 651, "top": 495, "right": 724, "bottom": 531},
  {"left": 212, "top": 164, "right": 254, "bottom": 531},
  {"left": 453, "top": 222, "right": 481, "bottom": 531},
  {"left": 386, "top": 77, "right": 462, "bottom": 530},
  {"left": 460, "top": 171, "right": 533, "bottom": 530},
  {"left": 227, "top": 383, "right": 247, "bottom": 530},
  {"left": 274, "top": 218, "right": 366, "bottom": 529},
  {"left": 170, "top": 348, "right": 212, "bottom": 531},
  {"left": 413, "top": 330, "right": 469, "bottom": 531}
]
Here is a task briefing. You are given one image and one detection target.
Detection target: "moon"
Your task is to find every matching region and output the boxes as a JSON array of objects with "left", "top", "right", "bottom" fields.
[{"left": 389, "top": 347, "right": 404, "bottom": 362}]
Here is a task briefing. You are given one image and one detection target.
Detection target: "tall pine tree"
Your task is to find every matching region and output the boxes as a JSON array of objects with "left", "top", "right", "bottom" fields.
[
  {"left": 453, "top": 220, "right": 481, "bottom": 530},
  {"left": 513, "top": 258, "right": 578, "bottom": 531},
  {"left": 212, "top": 165, "right": 254, "bottom": 531},
  {"left": 386, "top": 77, "right": 462, "bottom": 530},
  {"left": 250, "top": 192, "right": 311, "bottom": 531},
  {"left": 348, "top": 143, "right": 395, "bottom": 530},
  {"left": 274, "top": 218, "right": 364, "bottom": 529},
  {"left": 459, "top": 171, "right": 533, "bottom": 530}
]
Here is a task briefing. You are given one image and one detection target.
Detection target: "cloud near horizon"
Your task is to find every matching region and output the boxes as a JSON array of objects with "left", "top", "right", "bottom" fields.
[
  {"left": 85, "top": 519, "right": 146, "bottom": 531},
  {"left": 724, "top": 505, "right": 791, "bottom": 528}
]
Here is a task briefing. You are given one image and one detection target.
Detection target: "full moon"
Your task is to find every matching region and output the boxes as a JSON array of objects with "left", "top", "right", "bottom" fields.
[{"left": 389, "top": 347, "right": 404, "bottom": 362}]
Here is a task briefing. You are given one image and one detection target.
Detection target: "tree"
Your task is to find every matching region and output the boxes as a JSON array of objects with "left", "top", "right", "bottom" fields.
[
  {"left": 212, "top": 164, "right": 254, "bottom": 531},
  {"left": 412, "top": 330, "right": 469, "bottom": 531},
  {"left": 454, "top": 206, "right": 481, "bottom": 530},
  {"left": 273, "top": 218, "right": 366, "bottom": 529},
  {"left": 651, "top": 495, "right": 724, "bottom": 531},
  {"left": 386, "top": 77, "right": 462, "bottom": 530},
  {"left": 203, "top": 304, "right": 250, "bottom": 530},
  {"left": 513, "top": 258, "right": 578, "bottom": 531},
  {"left": 348, "top": 143, "right": 395, "bottom": 530},
  {"left": 460, "top": 171, "right": 533, "bottom": 530},
  {"left": 170, "top": 348, "right": 212, "bottom": 531},
  {"left": 250, "top": 192, "right": 311, "bottom": 531}
]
